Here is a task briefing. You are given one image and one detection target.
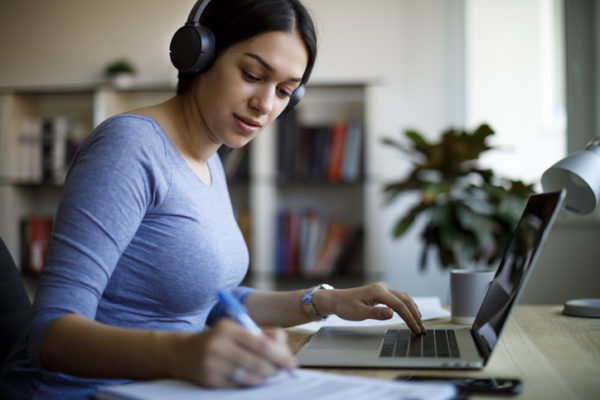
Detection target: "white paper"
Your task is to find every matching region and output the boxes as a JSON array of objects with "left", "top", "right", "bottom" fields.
[
  {"left": 293, "top": 296, "right": 450, "bottom": 332},
  {"left": 95, "top": 368, "right": 455, "bottom": 400}
]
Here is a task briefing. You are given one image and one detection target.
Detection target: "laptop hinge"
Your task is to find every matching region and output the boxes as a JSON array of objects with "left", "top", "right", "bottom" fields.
[{"left": 470, "top": 328, "right": 492, "bottom": 363}]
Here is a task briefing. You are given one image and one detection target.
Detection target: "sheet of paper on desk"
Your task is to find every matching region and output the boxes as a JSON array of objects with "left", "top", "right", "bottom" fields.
[
  {"left": 95, "top": 368, "right": 456, "bottom": 400},
  {"left": 293, "top": 296, "right": 451, "bottom": 332}
]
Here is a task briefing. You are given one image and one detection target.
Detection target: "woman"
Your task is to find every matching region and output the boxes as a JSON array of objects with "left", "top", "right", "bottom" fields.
[{"left": 0, "top": 0, "right": 425, "bottom": 398}]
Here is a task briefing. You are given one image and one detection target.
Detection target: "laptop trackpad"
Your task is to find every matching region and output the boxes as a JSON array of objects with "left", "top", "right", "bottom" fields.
[{"left": 307, "top": 327, "right": 384, "bottom": 350}]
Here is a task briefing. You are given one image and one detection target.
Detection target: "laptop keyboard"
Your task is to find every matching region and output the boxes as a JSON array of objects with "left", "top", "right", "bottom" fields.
[{"left": 379, "top": 329, "right": 460, "bottom": 358}]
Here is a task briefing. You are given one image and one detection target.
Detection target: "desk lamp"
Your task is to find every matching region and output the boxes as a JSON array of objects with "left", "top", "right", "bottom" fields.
[{"left": 541, "top": 137, "right": 600, "bottom": 317}]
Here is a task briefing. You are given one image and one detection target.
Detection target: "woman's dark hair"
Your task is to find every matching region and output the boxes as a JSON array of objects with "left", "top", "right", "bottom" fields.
[{"left": 176, "top": 0, "right": 317, "bottom": 94}]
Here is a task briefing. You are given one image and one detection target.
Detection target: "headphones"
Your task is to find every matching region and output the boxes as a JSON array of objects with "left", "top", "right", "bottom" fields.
[{"left": 169, "top": 0, "right": 305, "bottom": 116}]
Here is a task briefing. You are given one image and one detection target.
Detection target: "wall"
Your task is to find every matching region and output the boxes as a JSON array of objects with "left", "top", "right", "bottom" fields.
[
  {"left": 0, "top": 0, "right": 189, "bottom": 87},
  {"left": 1, "top": 0, "right": 597, "bottom": 303}
]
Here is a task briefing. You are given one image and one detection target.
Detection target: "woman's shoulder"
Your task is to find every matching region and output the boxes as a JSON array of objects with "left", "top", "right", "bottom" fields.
[
  {"left": 72, "top": 114, "right": 174, "bottom": 176},
  {"left": 79, "top": 114, "right": 171, "bottom": 159},
  {"left": 66, "top": 114, "right": 174, "bottom": 204},
  {"left": 94, "top": 114, "right": 167, "bottom": 144}
]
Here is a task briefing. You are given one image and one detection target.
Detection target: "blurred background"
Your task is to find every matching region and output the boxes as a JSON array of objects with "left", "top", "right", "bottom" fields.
[{"left": 0, "top": 0, "right": 598, "bottom": 304}]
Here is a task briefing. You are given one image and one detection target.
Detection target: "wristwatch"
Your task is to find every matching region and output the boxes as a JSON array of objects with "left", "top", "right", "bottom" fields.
[{"left": 301, "top": 284, "right": 334, "bottom": 321}]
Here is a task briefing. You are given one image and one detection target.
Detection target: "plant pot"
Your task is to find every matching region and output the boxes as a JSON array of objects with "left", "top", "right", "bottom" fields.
[
  {"left": 450, "top": 268, "right": 495, "bottom": 324},
  {"left": 110, "top": 72, "right": 135, "bottom": 89}
]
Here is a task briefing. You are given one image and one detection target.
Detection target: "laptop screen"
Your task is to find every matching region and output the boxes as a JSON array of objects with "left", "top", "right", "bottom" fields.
[{"left": 472, "top": 190, "right": 565, "bottom": 358}]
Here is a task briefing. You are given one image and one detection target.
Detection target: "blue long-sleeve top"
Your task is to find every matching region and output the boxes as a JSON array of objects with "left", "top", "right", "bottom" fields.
[{"left": 0, "top": 114, "right": 252, "bottom": 399}]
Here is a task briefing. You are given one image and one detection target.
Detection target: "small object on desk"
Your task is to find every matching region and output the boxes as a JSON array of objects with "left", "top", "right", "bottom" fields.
[
  {"left": 396, "top": 375, "right": 522, "bottom": 396},
  {"left": 562, "top": 298, "right": 600, "bottom": 318}
]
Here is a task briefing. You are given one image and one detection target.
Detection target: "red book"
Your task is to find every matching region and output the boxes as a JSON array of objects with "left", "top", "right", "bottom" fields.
[
  {"left": 311, "top": 222, "right": 350, "bottom": 276},
  {"left": 327, "top": 123, "right": 347, "bottom": 182},
  {"left": 23, "top": 214, "right": 52, "bottom": 275}
]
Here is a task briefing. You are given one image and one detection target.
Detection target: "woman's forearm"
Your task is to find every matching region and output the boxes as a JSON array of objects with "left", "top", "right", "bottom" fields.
[
  {"left": 245, "top": 283, "right": 426, "bottom": 334},
  {"left": 244, "top": 288, "right": 333, "bottom": 327},
  {"left": 40, "top": 313, "right": 297, "bottom": 387},
  {"left": 40, "top": 313, "right": 186, "bottom": 379}
]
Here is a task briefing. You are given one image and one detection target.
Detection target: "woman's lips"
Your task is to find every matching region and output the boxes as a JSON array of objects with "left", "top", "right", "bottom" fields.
[{"left": 234, "top": 114, "right": 262, "bottom": 135}]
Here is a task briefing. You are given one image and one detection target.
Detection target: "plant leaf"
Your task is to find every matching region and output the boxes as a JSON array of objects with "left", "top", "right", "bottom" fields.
[
  {"left": 382, "top": 123, "right": 535, "bottom": 270},
  {"left": 392, "top": 202, "right": 430, "bottom": 237}
]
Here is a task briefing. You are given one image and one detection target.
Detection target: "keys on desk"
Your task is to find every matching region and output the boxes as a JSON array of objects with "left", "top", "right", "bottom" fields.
[{"left": 379, "top": 329, "right": 460, "bottom": 358}]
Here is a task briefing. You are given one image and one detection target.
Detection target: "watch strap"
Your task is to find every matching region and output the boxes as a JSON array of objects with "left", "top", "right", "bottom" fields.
[{"left": 301, "top": 284, "right": 334, "bottom": 321}]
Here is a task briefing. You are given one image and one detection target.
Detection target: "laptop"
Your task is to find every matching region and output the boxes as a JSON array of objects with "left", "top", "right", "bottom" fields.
[{"left": 296, "top": 190, "right": 566, "bottom": 369}]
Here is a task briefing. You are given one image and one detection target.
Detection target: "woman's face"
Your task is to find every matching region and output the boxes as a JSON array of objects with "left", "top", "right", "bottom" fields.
[{"left": 192, "top": 30, "right": 309, "bottom": 148}]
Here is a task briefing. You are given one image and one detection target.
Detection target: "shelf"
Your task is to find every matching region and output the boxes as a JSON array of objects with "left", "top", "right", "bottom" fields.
[
  {"left": 1, "top": 82, "right": 381, "bottom": 289},
  {"left": 272, "top": 273, "right": 366, "bottom": 291},
  {"left": 275, "top": 179, "right": 365, "bottom": 187},
  {"left": 0, "top": 179, "right": 65, "bottom": 188}
]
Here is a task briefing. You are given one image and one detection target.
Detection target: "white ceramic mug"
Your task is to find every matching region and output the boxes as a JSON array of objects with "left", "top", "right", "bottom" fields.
[{"left": 450, "top": 269, "right": 495, "bottom": 324}]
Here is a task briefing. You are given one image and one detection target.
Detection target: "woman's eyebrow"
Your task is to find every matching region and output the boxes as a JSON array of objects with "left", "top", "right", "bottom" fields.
[{"left": 244, "top": 52, "right": 302, "bottom": 83}]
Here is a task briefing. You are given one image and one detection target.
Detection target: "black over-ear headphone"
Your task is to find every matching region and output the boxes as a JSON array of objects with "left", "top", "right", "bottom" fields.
[
  {"left": 169, "top": 0, "right": 305, "bottom": 115},
  {"left": 169, "top": 0, "right": 215, "bottom": 75}
]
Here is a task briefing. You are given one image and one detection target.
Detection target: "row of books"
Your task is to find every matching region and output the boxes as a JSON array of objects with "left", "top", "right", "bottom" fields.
[
  {"left": 17, "top": 116, "right": 85, "bottom": 184},
  {"left": 277, "top": 114, "right": 363, "bottom": 183},
  {"left": 17, "top": 209, "right": 358, "bottom": 280},
  {"left": 20, "top": 214, "right": 53, "bottom": 275},
  {"left": 275, "top": 210, "right": 361, "bottom": 278}
]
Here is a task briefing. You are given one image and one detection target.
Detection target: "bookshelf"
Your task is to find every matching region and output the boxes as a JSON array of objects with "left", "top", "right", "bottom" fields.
[
  {"left": 0, "top": 84, "right": 175, "bottom": 271},
  {"left": 248, "top": 83, "right": 382, "bottom": 290},
  {"left": 0, "top": 82, "right": 382, "bottom": 291}
]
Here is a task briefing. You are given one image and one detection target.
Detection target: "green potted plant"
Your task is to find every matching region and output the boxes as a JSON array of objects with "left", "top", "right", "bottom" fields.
[
  {"left": 103, "top": 58, "right": 137, "bottom": 89},
  {"left": 382, "top": 124, "right": 535, "bottom": 271}
]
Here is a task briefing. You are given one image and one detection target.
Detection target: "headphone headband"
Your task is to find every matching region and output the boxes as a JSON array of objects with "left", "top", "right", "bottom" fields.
[
  {"left": 170, "top": 0, "right": 304, "bottom": 115},
  {"left": 186, "top": 0, "right": 212, "bottom": 24}
]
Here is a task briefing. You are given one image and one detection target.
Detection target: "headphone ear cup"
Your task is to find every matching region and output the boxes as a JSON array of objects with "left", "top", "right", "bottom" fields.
[
  {"left": 279, "top": 84, "right": 305, "bottom": 117},
  {"left": 169, "top": 24, "right": 215, "bottom": 75}
]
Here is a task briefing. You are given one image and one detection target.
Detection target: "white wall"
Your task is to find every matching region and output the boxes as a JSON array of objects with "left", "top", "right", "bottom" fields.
[
  {"left": 0, "top": 0, "right": 191, "bottom": 87},
  {"left": 1, "top": 0, "right": 597, "bottom": 303}
]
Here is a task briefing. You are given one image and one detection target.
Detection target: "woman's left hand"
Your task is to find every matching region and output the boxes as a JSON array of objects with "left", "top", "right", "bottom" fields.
[{"left": 312, "top": 282, "right": 426, "bottom": 334}]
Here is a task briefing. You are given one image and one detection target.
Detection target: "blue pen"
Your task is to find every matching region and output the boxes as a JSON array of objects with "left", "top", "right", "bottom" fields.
[
  {"left": 216, "top": 289, "right": 263, "bottom": 336},
  {"left": 216, "top": 289, "right": 297, "bottom": 378}
]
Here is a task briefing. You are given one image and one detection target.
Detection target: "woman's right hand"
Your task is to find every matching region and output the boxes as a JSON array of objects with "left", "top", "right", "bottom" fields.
[{"left": 172, "top": 319, "right": 298, "bottom": 387}]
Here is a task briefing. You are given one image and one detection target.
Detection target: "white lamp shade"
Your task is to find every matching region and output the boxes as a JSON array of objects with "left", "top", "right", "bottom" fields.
[
  {"left": 542, "top": 139, "right": 600, "bottom": 318},
  {"left": 541, "top": 143, "right": 600, "bottom": 215}
]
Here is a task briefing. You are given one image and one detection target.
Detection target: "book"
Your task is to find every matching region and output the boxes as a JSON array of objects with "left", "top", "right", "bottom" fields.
[
  {"left": 20, "top": 214, "right": 52, "bottom": 275},
  {"left": 276, "top": 212, "right": 289, "bottom": 276},
  {"left": 341, "top": 121, "right": 363, "bottom": 182},
  {"left": 17, "top": 116, "right": 42, "bottom": 182},
  {"left": 286, "top": 211, "right": 301, "bottom": 276},
  {"left": 276, "top": 110, "right": 298, "bottom": 181},
  {"left": 276, "top": 121, "right": 363, "bottom": 183},
  {"left": 310, "top": 222, "right": 352, "bottom": 276},
  {"left": 18, "top": 116, "right": 77, "bottom": 184},
  {"left": 327, "top": 122, "right": 348, "bottom": 182},
  {"left": 276, "top": 210, "right": 358, "bottom": 278}
]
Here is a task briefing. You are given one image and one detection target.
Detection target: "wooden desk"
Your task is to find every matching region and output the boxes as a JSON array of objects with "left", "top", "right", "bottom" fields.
[{"left": 288, "top": 305, "right": 600, "bottom": 399}]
